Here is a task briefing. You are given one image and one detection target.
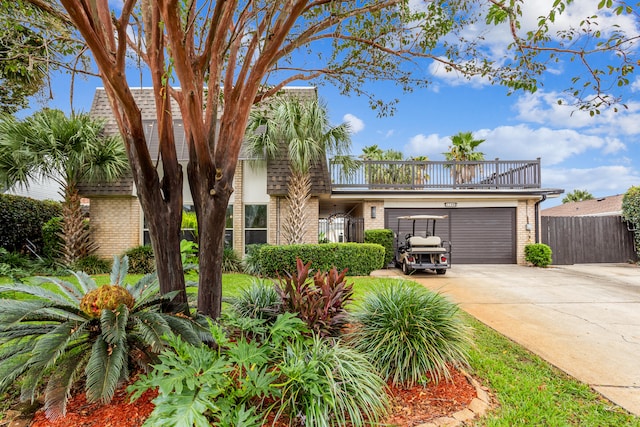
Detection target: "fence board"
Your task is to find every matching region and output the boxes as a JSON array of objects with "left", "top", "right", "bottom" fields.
[{"left": 541, "top": 216, "right": 636, "bottom": 265}]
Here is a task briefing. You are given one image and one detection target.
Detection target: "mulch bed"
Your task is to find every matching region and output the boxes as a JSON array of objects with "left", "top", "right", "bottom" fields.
[{"left": 26, "top": 367, "right": 477, "bottom": 427}]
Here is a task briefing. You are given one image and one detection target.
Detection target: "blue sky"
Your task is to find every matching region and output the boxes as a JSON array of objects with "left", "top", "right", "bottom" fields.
[{"left": 23, "top": 1, "right": 640, "bottom": 209}]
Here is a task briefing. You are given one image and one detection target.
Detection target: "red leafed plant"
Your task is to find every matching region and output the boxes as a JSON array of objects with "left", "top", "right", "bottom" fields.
[{"left": 276, "top": 258, "right": 354, "bottom": 337}]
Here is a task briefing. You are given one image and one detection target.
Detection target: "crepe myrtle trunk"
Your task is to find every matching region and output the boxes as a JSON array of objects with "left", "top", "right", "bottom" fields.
[
  {"left": 195, "top": 191, "right": 231, "bottom": 318},
  {"left": 124, "top": 135, "right": 188, "bottom": 313}
]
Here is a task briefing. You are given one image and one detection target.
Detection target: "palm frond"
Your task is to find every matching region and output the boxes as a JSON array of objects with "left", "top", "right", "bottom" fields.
[
  {"left": 68, "top": 270, "right": 98, "bottom": 294},
  {"left": 85, "top": 336, "right": 128, "bottom": 403},
  {"left": 0, "top": 283, "right": 81, "bottom": 308},
  {"left": 34, "top": 276, "right": 86, "bottom": 303},
  {"left": 0, "top": 324, "right": 58, "bottom": 340},
  {"left": 100, "top": 304, "right": 129, "bottom": 344},
  {"left": 130, "top": 311, "right": 172, "bottom": 352},
  {"left": 110, "top": 255, "right": 128, "bottom": 286},
  {"left": 30, "top": 321, "right": 91, "bottom": 370},
  {"left": 127, "top": 272, "right": 158, "bottom": 301},
  {"left": 0, "top": 299, "right": 85, "bottom": 325},
  {"left": 0, "top": 348, "right": 33, "bottom": 393},
  {"left": 43, "top": 347, "right": 91, "bottom": 420},
  {"left": 162, "top": 315, "right": 203, "bottom": 346}
]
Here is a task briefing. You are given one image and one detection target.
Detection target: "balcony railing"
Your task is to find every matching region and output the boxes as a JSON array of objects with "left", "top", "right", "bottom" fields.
[{"left": 329, "top": 158, "right": 541, "bottom": 190}]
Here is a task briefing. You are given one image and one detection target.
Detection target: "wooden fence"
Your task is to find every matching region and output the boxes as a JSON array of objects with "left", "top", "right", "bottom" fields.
[{"left": 541, "top": 215, "right": 636, "bottom": 265}]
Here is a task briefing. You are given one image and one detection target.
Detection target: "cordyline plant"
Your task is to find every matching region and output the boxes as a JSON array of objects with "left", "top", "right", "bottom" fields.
[
  {"left": 0, "top": 256, "right": 206, "bottom": 420},
  {"left": 276, "top": 258, "right": 354, "bottom": 338}
]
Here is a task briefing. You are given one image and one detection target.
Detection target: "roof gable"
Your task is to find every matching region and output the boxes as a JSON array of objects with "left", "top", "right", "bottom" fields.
[{"left": 541, "top": 194, "right": 624, "bottom": 217}]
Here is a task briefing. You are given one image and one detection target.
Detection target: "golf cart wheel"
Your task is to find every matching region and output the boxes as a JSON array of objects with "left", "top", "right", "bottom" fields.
[
  {"left": 436, "top": 269, "right": 447, "bottom": 275},
  {"left": 402, "top": 260, "right": 413, "bottom": 275}
]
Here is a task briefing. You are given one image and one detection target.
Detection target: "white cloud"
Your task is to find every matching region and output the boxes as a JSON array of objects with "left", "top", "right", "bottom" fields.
[
  {"left": 428, "top": 58, "right": 492, "bottom": 88},
  {"left": 631, "top": 76, "right": 640, "bottom": 93},
  {"left": 477, "top": 124, "right": 625, "bottom": 166},
  {"left": 542, "top": 165, "right": 640, "bottom": 196},
  {"left": 404, "top": 133, "right": 450, "bottom": 157},
  {"left": 343, "top": 113, "right": 364, "bottom": 134},
  {"left": 514, "top": 91, "right": 640, "bottom": 136}
]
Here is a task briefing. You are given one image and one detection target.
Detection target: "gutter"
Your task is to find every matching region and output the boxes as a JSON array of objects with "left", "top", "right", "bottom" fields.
[{"left": 534, "top": 194, "right": 547, "bottom": 243}]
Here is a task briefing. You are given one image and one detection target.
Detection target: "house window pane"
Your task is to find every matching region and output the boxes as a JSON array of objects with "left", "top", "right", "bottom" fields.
[
  {"left": 245, "top": 230, "right": 267, "bottom": 246},
  {"left": 244, "top": 204, "right": 267, "bottom": 249},
  {"left": 245, "top": 205, "right": 267, "bottom": 228}
]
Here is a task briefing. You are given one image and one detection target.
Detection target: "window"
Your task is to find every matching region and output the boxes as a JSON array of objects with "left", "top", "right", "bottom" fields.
[
  {"left": 224, "top": 205, "right": 233, "bottom": 248},
  {"left": 244, "top": 204, "right": 267, "bottom": 249}
]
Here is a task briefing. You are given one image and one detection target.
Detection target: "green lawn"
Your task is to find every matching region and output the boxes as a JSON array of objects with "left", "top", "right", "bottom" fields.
[{"left": 1, "top": 272, "right": 639, "bottom": 426}]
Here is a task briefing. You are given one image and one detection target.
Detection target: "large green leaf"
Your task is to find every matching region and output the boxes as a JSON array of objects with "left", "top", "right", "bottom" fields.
[
  {"left": 30, "top": 321, "right": 90, "bottom": 370},
  {"left": 0, "top": 283, "right": 81, "bottom": 308},
  {"left": 131, "top": 311, "right": 172, "bottom": 352}
]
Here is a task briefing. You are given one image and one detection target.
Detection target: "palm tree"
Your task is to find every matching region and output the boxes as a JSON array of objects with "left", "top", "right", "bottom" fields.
[
  {"left": 562, "top": 189, "right": 594, "bottom": 204},
  {"left": 443, "top": 131, "right": 485, "bottom": 184},
  {"left": 247, "top": 98, "right": 351, "bottom": 244},
  {"left": 0, "top": 109, "right": 128, "bottom": 264}
]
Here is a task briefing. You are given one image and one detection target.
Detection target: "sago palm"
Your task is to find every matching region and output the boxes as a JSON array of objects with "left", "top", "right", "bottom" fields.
[
  {"left": 0, "top": 256, "right": 206, "bottom": 420},
  {"left": 247, "top": 98, "right": 351, "bottom": 244},
  {"left": 0, "top": 109, "right": 128, "bottom": 264}
]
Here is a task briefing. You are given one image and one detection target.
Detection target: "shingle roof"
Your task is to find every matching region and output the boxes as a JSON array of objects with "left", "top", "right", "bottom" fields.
[
  {"left": 541, "top": 194, "right": 624, "bottom": 217},
  {"left": 83, "top": 86, "right": 330, "bottom": 197}
]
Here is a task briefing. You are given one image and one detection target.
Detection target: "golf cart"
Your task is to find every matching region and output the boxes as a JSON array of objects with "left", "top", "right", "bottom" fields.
[{"left": 394, "top": 215, "right": 451, "bottom": 275}]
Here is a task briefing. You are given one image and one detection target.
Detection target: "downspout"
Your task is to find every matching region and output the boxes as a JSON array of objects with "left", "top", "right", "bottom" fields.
[{"left": 534, "top": 194, "right": 547, "bottom": 243}]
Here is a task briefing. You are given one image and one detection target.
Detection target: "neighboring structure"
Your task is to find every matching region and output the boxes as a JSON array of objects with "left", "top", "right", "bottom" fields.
[
  {"left": 540, "top": 194, "right": 635, "bottom": 264},
  {"left": 541, "top": 194, "right": 623, "bottom": 217},
  {"left": 81, "top": 87, "right": 563, "bottom": 265}
]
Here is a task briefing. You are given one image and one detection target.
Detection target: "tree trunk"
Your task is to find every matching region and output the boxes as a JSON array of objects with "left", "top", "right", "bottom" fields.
[
  {"left": 124, "top": 134, "right": 188, "bottom": 313},
  {"left": 195, "top": 192, "right": 230, "bottom": 318},
  {"left": 283, "top": 169, "right": 311, "bottom": 244},
  {"left": 60, "top": 182, "right": 96, "bottom": 265}
]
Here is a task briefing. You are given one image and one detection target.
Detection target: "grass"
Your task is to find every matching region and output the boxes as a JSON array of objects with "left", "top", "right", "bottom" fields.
[
  {"left": 465, "top": 313, "right": 640, "bottom": 426},
  {"left": 1, "top": 272, "right": 639, "bottom": 426}
]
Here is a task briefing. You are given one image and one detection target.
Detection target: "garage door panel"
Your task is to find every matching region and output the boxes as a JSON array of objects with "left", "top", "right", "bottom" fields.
[{"left": 385, "top": 207, "right": 516, "bottom": 264}]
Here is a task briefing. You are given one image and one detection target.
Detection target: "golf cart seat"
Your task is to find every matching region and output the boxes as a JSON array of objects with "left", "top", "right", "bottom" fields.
[{"left": 408, "top": 236, "right": 447, "bottom": 253}]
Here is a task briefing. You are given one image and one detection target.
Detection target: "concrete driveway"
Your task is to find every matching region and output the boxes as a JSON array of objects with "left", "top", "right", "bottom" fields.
[{"left": 389, "top": 263, "right": 640, "bottom": 416}]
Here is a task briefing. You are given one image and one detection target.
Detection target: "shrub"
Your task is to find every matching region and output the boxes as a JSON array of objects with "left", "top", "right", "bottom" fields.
[
  {"left": 222, "top": 247, "right": 242, "bottom": 273},
  {"left": 123, "top": 245, "right": 155, "bottom": 274},
  {"left": 276, "top": 258, "right": 353, "bottom": 338},
  {"left": 622, "top": 186, "right": 640, "bottom": 256},
  {"left": 243, "top": 243, "right": 266, "bottom": 276},
  {"left": 0, "top": 194, "right": 61, "bottom": 255},
  {"left": 73, "top": 255, "right": 112, "bottom": 275},
  {"left": 129, "top": 312, "right": 388, "bottom": 427},
  {"left": 0, "top": 256, "right": 206, "bottom": 419},
  {"left": 224, "top": 278, "right": 282, "bottom": 322},
  {"left": 276, "top": 334, "right": 389, "bottom": 427},
  {"left": 364, "top": 229, "right": 394, "bottom": 267},
  {"left": 41, "top": 216, "right": 63, "bottom": 260},
  {"left": 257, "top": 243, "right": 385, "bottom": 277},
  {"left": 524, "top": 243, "right": 553, "bottom": 267},
  {"left": 350, "top": 280, "right": 470, "bottom": 386},
  {"left": 181, "top": 211, "right": 198, "bottom": 238}
]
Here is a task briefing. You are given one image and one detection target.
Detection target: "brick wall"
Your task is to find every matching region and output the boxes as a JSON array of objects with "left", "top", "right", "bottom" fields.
[
  {"left": 233, "top": 161, "right": 244, "bottom": 254},
  {"left": 516, "top": 199, "right": 537, "bottom": 264},
  {"left": 90, "top": 197, "right": 141, "bottom": 259},
  {"left": 363, "top": 200, "right": 385, "bottom": 230},
  {"left": 268, "top": 196, "right": 319, "bottom": 245}
]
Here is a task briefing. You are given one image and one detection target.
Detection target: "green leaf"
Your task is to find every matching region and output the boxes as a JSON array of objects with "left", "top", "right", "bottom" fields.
[
  {"left": 100, "top": 304, "right": 129, "bottom": 344},
  {"left": 85, "top": 336, "right": 127, "bottom": 403}
]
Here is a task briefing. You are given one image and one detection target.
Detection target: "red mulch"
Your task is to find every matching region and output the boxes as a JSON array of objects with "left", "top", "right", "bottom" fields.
[{"left": 27, "top": 368, "right": 477, "bottom": 427}]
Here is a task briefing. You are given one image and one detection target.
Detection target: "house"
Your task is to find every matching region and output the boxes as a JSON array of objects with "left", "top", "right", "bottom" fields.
[
  {"left": 541, "top": 194, "right": 623, "bottom": 217},
  {"left": 81, "top": 87, "right": 563, "bottom": 265}
]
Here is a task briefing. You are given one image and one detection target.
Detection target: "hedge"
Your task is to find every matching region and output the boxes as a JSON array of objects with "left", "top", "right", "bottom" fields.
[
  {"left": 364, "top": 229, "right": 394, "bottom": 267},
  {"left": 257, "top": 243, "right": 385, "bottom": 277},
  {"left": 0, "top": 194, "right": 62, "bottom": 255}
]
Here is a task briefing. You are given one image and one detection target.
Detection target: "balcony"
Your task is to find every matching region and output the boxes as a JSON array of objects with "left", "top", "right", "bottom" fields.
[{"left": 329, "top": 158, "right": 541, "bottom": 191}]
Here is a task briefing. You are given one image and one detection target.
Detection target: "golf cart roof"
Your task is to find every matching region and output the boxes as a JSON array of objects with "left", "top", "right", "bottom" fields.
[{"left": 397, "top": 215, "right": 448, "bottom": 220}]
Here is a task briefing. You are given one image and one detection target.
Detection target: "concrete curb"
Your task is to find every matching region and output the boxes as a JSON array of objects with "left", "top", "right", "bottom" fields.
[{"left": 416, "top": 370, "right": 494, "bottom": 427}]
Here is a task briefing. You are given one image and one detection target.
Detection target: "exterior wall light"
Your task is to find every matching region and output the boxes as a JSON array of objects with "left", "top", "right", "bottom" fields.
[{"left": 371, "top": 206, "right": 377, "bottom": 219}]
